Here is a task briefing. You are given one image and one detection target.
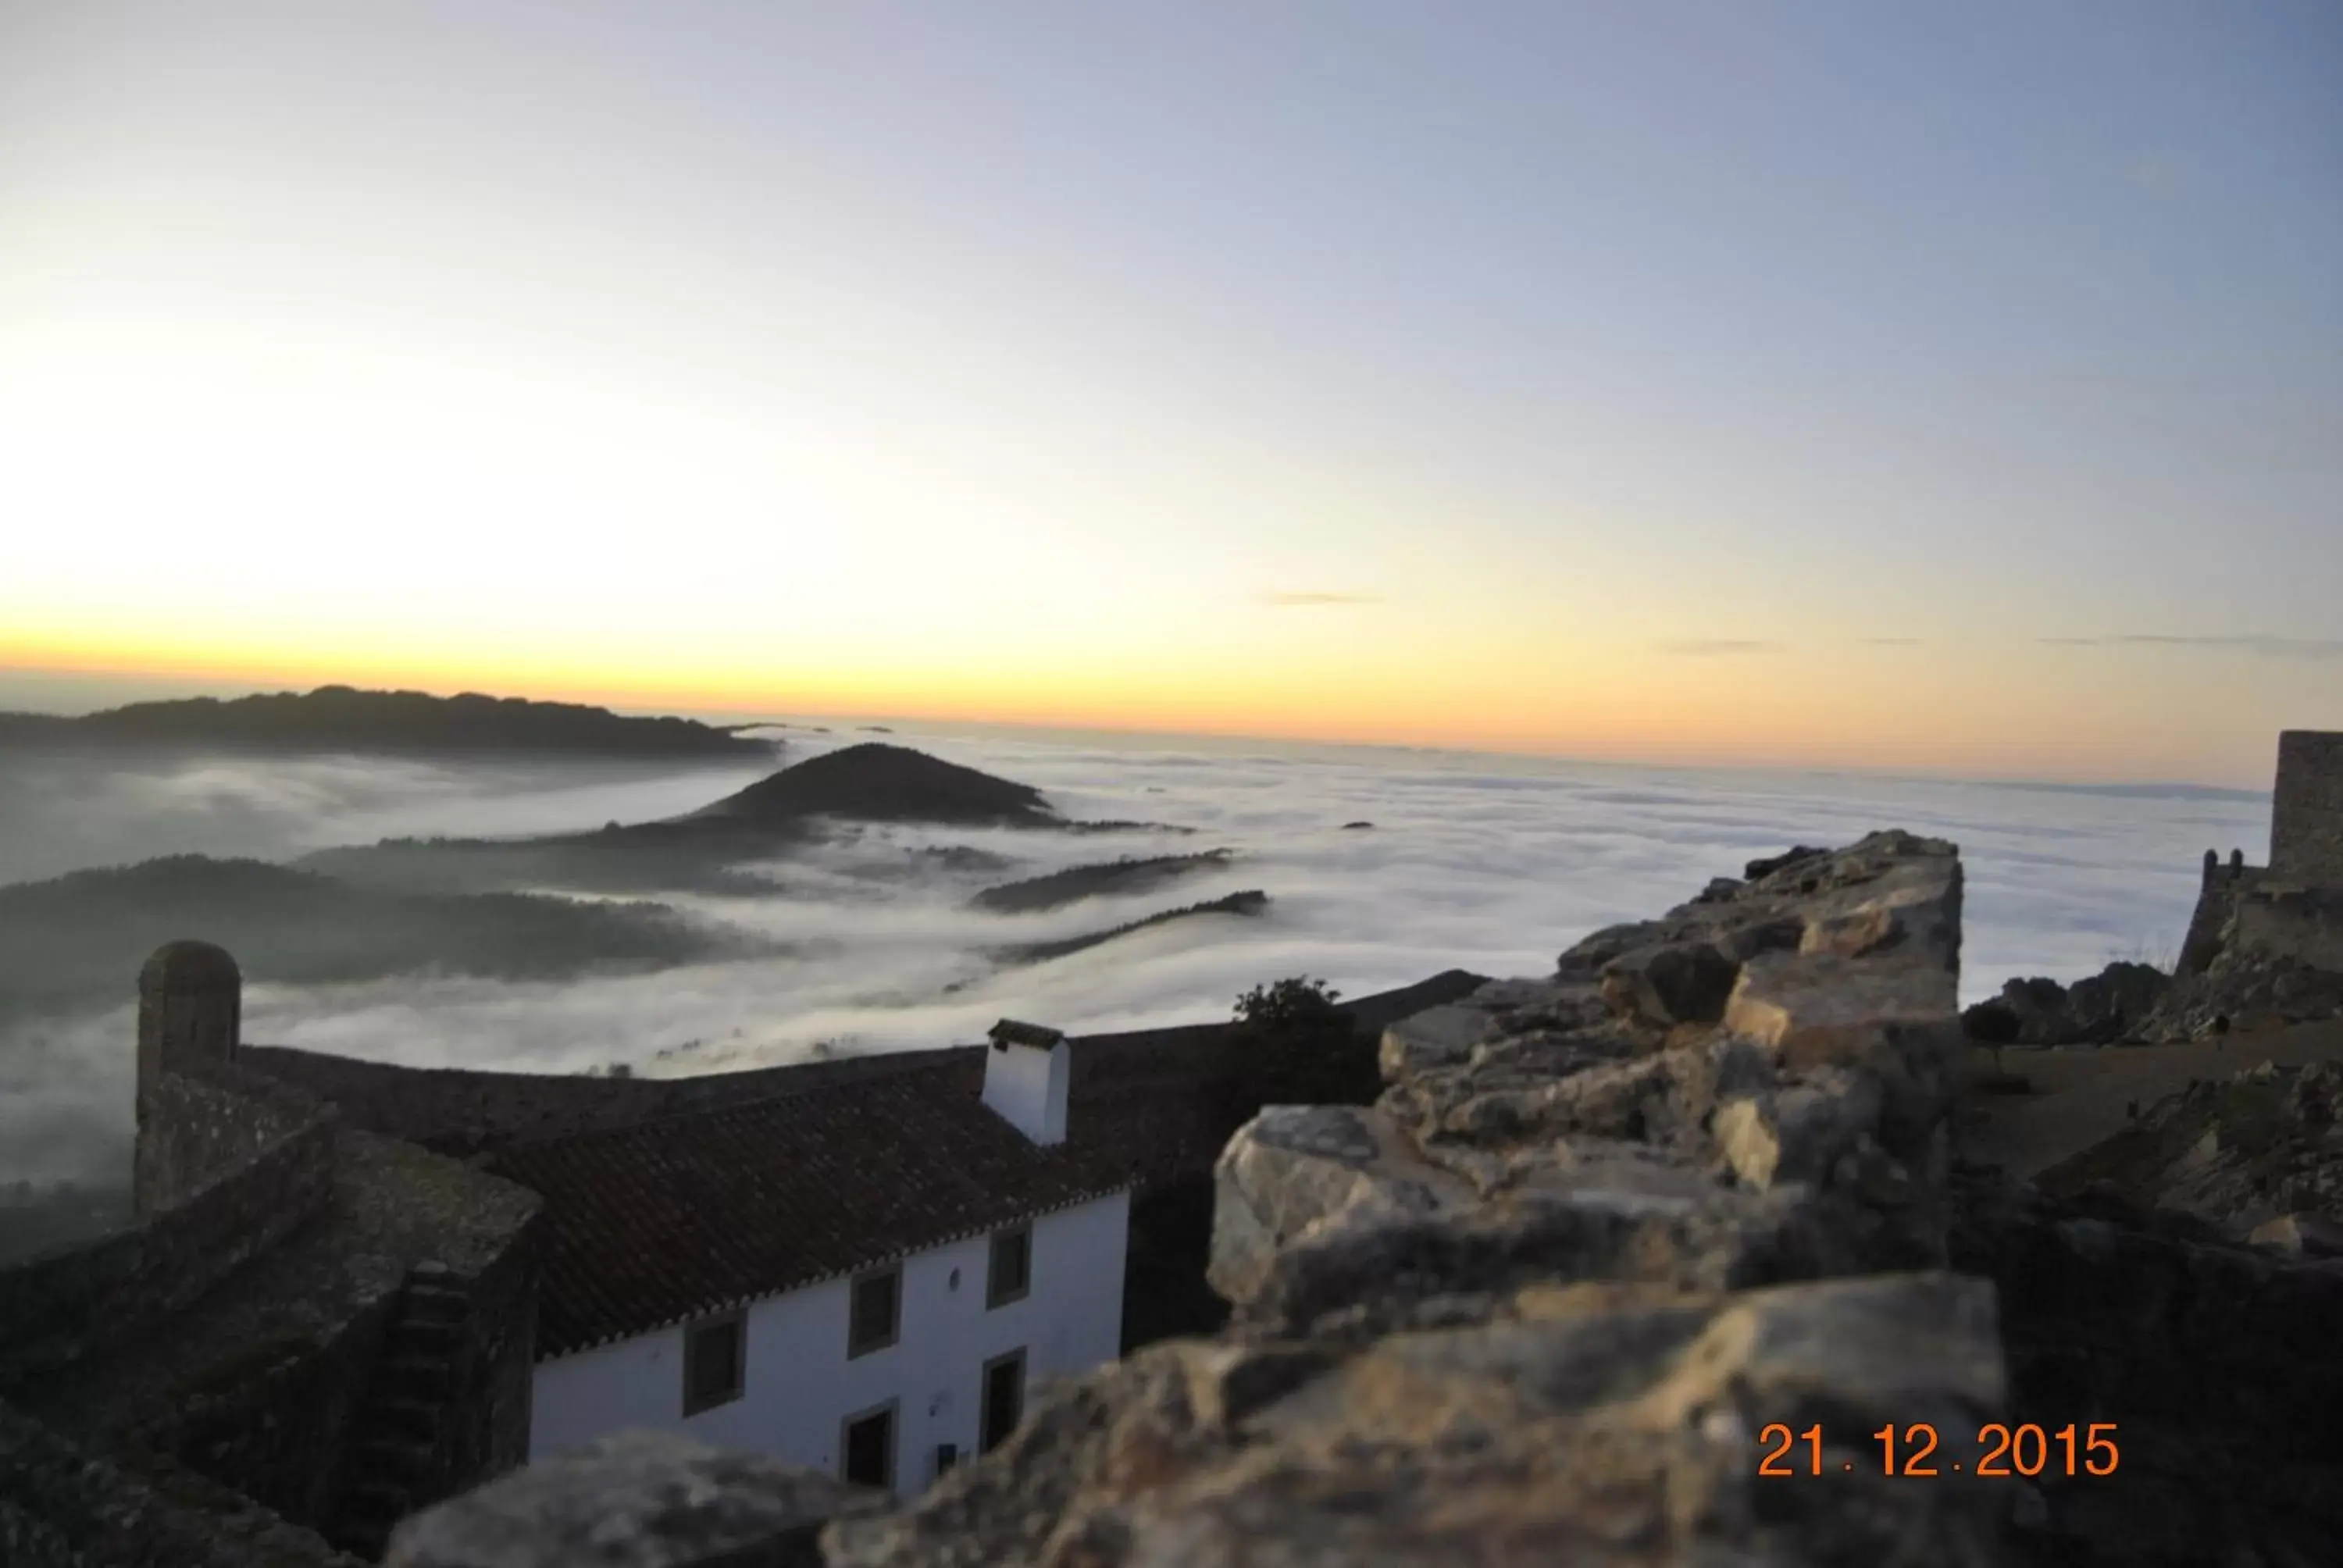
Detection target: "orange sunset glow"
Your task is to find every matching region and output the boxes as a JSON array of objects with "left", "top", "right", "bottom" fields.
[{"left": 4, "top": 3, "right": 2337, "bottom": 787}]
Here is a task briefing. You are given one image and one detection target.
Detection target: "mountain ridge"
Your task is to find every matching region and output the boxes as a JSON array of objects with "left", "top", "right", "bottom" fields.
[
  {"left": 690, "top": 742, "right": 1061, "bottom": 827},
  {"left": 0, "top": 685, "right": 779, "bottom": 759}
]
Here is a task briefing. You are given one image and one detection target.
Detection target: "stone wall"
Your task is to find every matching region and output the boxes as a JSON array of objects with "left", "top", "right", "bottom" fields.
[
  {"left": 399, "top": 832, "right": 2021, "bottom": 1567},
  {"left": 0, "top": 1071, "right": 339, "bottom": 1392},
  {"left": 1950, "top": 1178, "right": 2343, "bottom": 1567},
  {"left": 35, "top": 1134, "right": 548, "bottom": 1555},
  {"left": 2234, "top": 880, "right": 2343, "bottom": 973},
  {"left": 137, "top": 1060, "right": 336, "bottom": 1215},
  {"left": 442, "top": 1217, "right": 547, "bottom": 1488},
  {"left": 854, "top": 832, "right": 1992, "bottom": 1567},
  {"left": 0, "top": 1396, "right": 364, "bottom": 1568},
  {"left": 2150, "top": 868, "right": 2343, "bottom": 1039},
  {"left": 150, "top": 1292, "right": 401, "bottom": 1531},
  {"left": 2153, "top": 781, "right": 2343, "bottom": 1038},
  {"left": 2, "top": 939, "right": 545, "bottom": 1565},
  {"left": 2176, "top": 849, "right": 2258, "bottom": 977},
  {"left": 2271, "top": 729, "right": 2343, "bottom": 888}
]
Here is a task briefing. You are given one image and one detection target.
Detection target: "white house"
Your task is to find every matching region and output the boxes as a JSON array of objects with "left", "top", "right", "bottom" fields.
[{"left": 494, "top": 1020, "right": 1134, "bottom": 1495}]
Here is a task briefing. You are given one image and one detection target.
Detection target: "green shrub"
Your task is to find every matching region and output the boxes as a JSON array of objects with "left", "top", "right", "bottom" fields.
[{"left": 1219, "top": 976, "right": 1378, "bottom": 1124}]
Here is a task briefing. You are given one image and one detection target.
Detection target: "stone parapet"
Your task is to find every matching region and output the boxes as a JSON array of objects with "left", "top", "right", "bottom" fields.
[
  {"left": 0, "top": 1066, "right": 339, "bottom": 1392},
  {"left": 137, "top": 1058, "right": 339, "bottom": 1215},
  {"left": 2234, "top": 880, "right": 2343, "bottom": 973},
  {"left": 10, "top": 1128, "right": 546, "bottom": 1552},
  {"left": 398, "top": 833, "right": 2013, "bottom": 1565},
  {"left": 813, "top": 830, "right": 2010, "bottom": 1566},
  {"left": 2150, "top": 870, "right": 2343, "bottom": 1039}
]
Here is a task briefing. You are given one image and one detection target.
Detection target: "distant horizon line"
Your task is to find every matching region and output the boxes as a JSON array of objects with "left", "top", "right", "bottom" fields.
[
  {"left": 0, "top": 661, "right": 2284, "bottom": 804},
  {"left": 728, "top": 715, "right": 2277, "bottom": 805}
]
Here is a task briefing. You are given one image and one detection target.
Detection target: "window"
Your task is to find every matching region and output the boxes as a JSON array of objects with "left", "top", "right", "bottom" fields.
[
  {"left": 986, "top": 1224, "right": 1031, "bottom": 1310},
  {"left": 980, "top": 1347, "right": 1025, "bottom": 1453},
  {"left": 848, "top": 1266, "right": 900, "bottom": 1359},
  {"left": 681, "top": 1312, "right": 744, "bottom": 1416},
  {"left": 840, "top": 1401, "right": 896, "bottom": 1491},
  {"left": 933, "top": 1442, "right": 959, "bottom": 1481}
]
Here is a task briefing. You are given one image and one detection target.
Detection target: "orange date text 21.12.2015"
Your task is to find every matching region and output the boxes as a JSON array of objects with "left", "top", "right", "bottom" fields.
[{"left": 1757, "top": 1422, "right": 2120, "bottom": 1478}]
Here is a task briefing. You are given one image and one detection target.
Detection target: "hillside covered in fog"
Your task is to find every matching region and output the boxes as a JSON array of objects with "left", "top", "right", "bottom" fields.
[
  {"left": 0, "top": 712, "right": 2266, "bottom": 1086},
  {"left": 0, "top": 738, "right": 1246, "bottom": 1028},
  {"left": 0, "top": 857, "right": 764, "bottom": 1025},
  {"left": 301, "top": 743, "right": 1187, "bottom": 896}
]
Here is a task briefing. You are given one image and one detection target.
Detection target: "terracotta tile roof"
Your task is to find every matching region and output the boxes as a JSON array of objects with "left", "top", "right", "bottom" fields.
[
  {"left": 238, "top": 970, "right": 1489, "bottom": 1159},
  {"left": 235, "top": 1044, "right": 974, "bottom": 1157},
  {"left": 488, "top": 1060, "right": 1150, "bottom": 1358}
]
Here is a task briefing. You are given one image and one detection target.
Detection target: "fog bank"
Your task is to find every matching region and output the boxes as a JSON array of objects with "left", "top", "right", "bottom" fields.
[{"left": 0, "top": 722, "right": 2269, "bottom": 1199}]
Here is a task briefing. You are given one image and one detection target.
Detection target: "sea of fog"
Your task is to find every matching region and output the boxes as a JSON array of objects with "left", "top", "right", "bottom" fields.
[{"left": 0, "top": 719, "right": 2270, "bottom": 1202}]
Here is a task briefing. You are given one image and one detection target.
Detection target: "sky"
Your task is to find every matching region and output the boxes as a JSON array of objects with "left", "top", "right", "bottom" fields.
[{"left": 2, "top": 1, "right": 2338, "bottom": 786}]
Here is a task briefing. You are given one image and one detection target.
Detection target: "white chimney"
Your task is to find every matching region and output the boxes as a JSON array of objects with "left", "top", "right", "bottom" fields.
[{"left": 982, "top": 1019, "right": 1069, "bottom": 1146}]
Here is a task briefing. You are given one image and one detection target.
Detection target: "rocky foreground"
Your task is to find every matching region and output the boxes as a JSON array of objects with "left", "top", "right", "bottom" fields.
[
  {"left": 2038, "top": 1055, "right": 2343, "bottom": 1253},
  {"left": 825, "top": 832, "right": 1993, "bottom": 1568},
  {"left": 2145, "top": 946, "right": 2343, "bottom": 1042},
  {"left": 399, "top": 830, "right": 2023, "bottom": 1567}
]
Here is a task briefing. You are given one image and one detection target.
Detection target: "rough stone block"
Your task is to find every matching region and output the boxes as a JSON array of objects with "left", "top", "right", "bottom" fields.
[
  {"left": 813, "top": 832, "right": 1997, "bottom": 1567},
  {"left": 1714, "top": 1067, "right": 1884, "bottom": 1189},
  {"left": 1173, "top": 1342, "right": 1341, "bottom": 1431},
  {"left": 1376, "top": 1003, "right": 1493, "bottom": 1082},
  {"left": 829, "top": 1271, "right": 2008, "bottom": 1568},
  {"left": 1208, "top": 1105, "right": 1472, "bottom": 1307},
  {"left": 1229, "top": 1180, "right": 1864, "bottom": 1343},
  {"left": 1800, "top": 903, "right": 1900, "bottom": 957},
  {"left": 1419, "top": 1051, "right": 1679, "bottom": 1148},
  {"left": 1599, "top": 938, "right": 1742, "bottom": 1029},
  {"left": 1724, "top": 950, "right": 1959, "bottom": 1097}
]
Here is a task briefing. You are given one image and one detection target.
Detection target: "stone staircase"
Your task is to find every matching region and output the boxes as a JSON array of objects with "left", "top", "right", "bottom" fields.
[{"left": 325, "top": 1262, "right": 473, "bottom": 1561}]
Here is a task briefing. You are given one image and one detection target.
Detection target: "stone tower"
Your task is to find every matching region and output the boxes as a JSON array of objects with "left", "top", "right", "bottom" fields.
[
  {"left": 134, "top": 939, "right": 243, "bottom": 1213},
  {"left": 2270, "top": 731, "right": 2343, "bottom": 889}
]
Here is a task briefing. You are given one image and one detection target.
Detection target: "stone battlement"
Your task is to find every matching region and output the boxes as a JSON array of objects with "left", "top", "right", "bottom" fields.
[
  {"left": 0, "top": 942, "right": 545, "bottom": 1566},
  {"left": 0, "top": 941, "right": 348, "bottom": 1391},
  {"left": 0, "top": 1014, "right": 344, "bottom": 1395},
  {"left": 2153, "top": 732, "right": 2343, "bottom": 1036},
  {"left": 0, "top": 1079, "right": 338, "bottom": 1392},
  {"left": 2178, "top": 846, "right": 2260, "bottom": 977}
]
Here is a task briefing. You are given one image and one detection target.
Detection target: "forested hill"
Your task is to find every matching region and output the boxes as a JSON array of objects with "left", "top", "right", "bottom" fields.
[
  {"left": 0, "top": 855, "right": 758, "bottom": 1022},
  {"left": 0, "top": 686, "right": 781, "bottom": 758},
  {"left": 691, "top": 742, "right": 1061, "bottom": 825}
]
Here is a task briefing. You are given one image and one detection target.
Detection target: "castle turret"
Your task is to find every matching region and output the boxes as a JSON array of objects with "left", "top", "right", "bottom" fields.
[
  {"left": 2271, "top": 731, "right": 2343, "bottom": 889},
  {"left": 134, "top": 939, "right": 242, "bottom": 1213},
  {"left": 137, "top": 939, "right": 241, "bottom": 1092},
  {"left": 2177, "top": 849, "right": 2248, "bottom": 978}
]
